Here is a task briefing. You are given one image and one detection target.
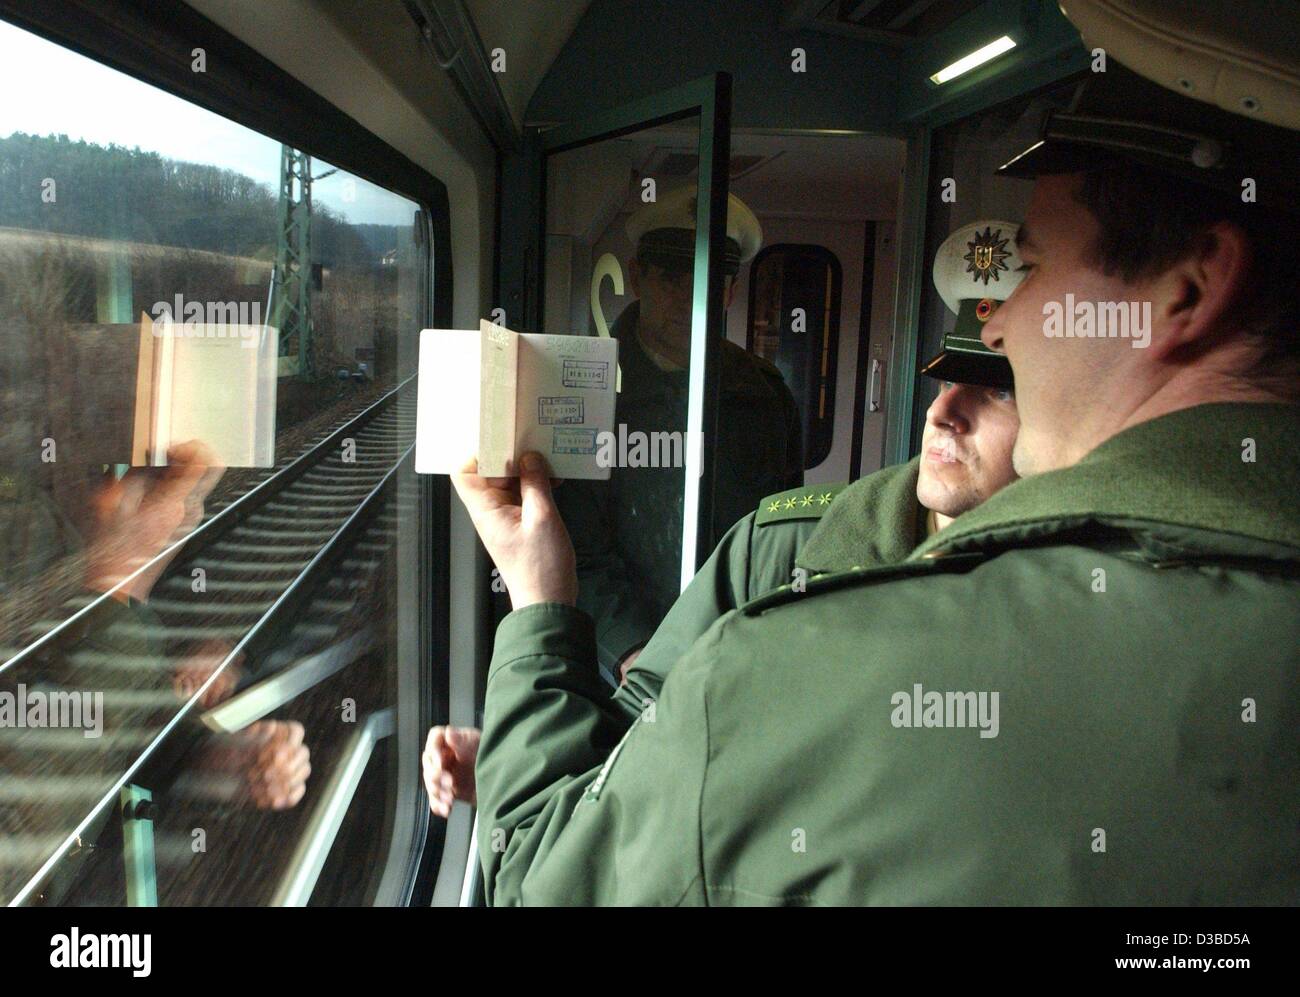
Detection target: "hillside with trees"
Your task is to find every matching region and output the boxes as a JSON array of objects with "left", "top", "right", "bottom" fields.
[{"left": 0, "top": 132, "right": 389, "bottom": 266}]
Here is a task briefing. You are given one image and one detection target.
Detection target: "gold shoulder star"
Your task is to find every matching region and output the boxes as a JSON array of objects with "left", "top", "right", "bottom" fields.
[
  {"left": 818, "top": 492, "right": 833, "bottom": 505},
  {"left": 767, "top": 500, "right": 781, "bottom": 513},
  {"left": 784, "top": 497, "right": 797, "bottom": 509},
  {"left": 800, "top": 494, "right": 813, "bottom": 507}
]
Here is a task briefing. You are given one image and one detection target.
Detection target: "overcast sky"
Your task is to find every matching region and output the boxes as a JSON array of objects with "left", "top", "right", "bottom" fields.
[{"left": 0, "top": 18, "right": 414, "bottom": 226}]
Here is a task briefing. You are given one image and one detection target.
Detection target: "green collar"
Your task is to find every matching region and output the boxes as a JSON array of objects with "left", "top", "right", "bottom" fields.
[
  {"left": 912, "top": 402, "right": 1300, "bottom": 561},
  {"left": 797, "top": 457, "right": 924, "bottom": 573}
]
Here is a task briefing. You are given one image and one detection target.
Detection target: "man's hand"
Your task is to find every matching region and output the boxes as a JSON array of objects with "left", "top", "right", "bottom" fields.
[
  {"left": 423, "top": 725, "right": 481, "bottom": 816},
  {"left": 185, "top": 719, "right": 312, "bottom": 811},
  {"left": 85, "top": 440, "right": 225, "bottom": 603},
  {"left": 450, "top": 452, "right": 577, "bottom": 610},
  {"left": 243, "top": 720, "right": 311, "bottom": 811},
  {"left": 173, "top": 638, "right": 243, "bottom": 710}
]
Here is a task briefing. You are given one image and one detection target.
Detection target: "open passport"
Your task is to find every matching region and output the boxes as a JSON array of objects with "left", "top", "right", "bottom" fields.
[
  {"left": 415, "top": 320, "right": 619, "bottom": 479},
  {"left": 69, "top": 313, "right": 278, "bottom": 468}
]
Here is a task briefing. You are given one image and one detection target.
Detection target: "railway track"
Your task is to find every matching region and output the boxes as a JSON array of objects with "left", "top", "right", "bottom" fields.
[{"left": 0, "top": 376, "right": 419, "bottom": 905}]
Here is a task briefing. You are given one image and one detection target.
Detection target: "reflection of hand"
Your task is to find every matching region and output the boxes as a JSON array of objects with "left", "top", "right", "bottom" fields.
[
  {"left": 173, "top": 639, "right": 243, "bottom": 710},
  {"left": 422, "top": 725, "right": 480, "bottom": 816},
  {"left": 85, "top": 440, "right": 225, "bottom": 603},
  {"left": 181, "top": 720, "right": 311, "bottom": 811},
  {"left": 450, "top": 453, "right": 576, "bottom": 610},
  {"left": 243, "top": 720, "right": 311, "bottom": 811}
]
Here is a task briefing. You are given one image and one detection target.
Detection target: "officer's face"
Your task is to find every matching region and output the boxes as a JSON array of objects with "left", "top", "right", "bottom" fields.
[
  {"left": 980, "top": 174, "right": 1147, "bottom": 476},
  {"left": 630, "top": 260, "right": 736, "bottom": 348},
  {"left": 915, "top": 381, "right": 1019, "bottom": 518}
]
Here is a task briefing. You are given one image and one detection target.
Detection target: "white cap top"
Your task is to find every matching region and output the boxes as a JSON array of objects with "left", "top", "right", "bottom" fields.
[
  {"left": 625, "top": 185, "right": 763, "bottom": 263},
  {"left": 932, "top": 219, "right": 1025, "bottom": 316},
  {"left": 1061, "top": 0, "right": 1300, "bottom": 131}
]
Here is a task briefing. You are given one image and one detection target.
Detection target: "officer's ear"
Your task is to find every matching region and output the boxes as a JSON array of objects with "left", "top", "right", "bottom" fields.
[{"left": 1150, "top": 220, "right": 1252, "bottom": 360}]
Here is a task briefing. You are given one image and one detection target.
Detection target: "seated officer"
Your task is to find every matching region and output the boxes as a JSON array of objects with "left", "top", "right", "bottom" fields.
[
  {"left": 455, "top": 0, "right": 1300, "bottom": 907},
  {"left": 616, "top": 219, "right": 1023, "bottom": 714},
  {"left": 423, "top": 220, "right": 1024, "bottom": 814},
  {"left": 554, "top": 186, "right": 802, "bottom": 680}
]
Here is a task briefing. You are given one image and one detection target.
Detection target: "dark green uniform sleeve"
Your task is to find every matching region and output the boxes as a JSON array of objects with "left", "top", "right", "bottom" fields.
[
  {"left": 554, "top": 478, "right": 663, "bottom": 674},
  {"left": 612, "top": 509, "right": 814, "bottom": 721},
  {"left": 610, "top": 516, "right": 754, "bottom": 720},
  {"left": 475, "top": 602, "right": 710, "bottom": 905}
]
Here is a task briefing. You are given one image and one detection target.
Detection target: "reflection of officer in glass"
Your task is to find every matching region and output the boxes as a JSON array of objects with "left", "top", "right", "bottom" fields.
[{"left": 556, "top": 187, "right": 803, "bottom": 677}]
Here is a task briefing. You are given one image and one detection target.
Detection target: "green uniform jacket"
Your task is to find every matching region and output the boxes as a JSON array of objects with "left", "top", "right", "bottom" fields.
[
  {"left": 554, "top": 301, "right": 803, "bottom": 673},
  {"left": 477, "top": 403, "right": 1300, "bottom": 905},
  {"left": 616, "top": 458, "right": 923, "bottom": 720}
]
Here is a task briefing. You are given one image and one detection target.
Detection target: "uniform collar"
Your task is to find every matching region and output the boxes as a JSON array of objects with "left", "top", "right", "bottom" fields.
[
  {"left": 912, "top": 402, "right": 1300, "bottom": 562},
  {"left": 797, "top": 458, "right": 924, "bottom": 573}
]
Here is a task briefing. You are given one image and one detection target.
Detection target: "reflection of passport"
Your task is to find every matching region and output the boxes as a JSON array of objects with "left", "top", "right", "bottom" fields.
[
  {"left": 415, "top": 320, "right": 618, "bottom": 480},
  {"left": 62, "top": 323, "right": 139, "bottom": 463},
  {"left": 66, "top": 314, "right": 278, "bottom": 467}
]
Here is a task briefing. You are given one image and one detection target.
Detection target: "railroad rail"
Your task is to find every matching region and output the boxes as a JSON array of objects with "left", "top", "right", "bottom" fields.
[{"left": 0, "top": 375, "right": 419, "bottom": 905}]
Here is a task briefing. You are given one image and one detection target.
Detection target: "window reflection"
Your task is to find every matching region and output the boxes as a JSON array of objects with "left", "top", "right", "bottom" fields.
[
  {"left": 544, "top": 126, "right": 802, "bottom": 681},
  {"left": 0, "top": 18, "right": 426, "bottom": 905}
]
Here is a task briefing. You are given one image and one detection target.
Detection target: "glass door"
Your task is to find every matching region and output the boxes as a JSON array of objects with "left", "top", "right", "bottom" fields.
[{"left": 534, "top": 75, "right": 742, "bottom": 681}]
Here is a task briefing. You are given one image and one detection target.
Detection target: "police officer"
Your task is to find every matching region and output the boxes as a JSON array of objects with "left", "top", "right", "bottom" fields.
[
  {"left": 616, "top": 219, "right": 1024, "bottom": 714},
  {"left": 457, "top": 0, "right": 1300, "bottom": 906},
  {"left": 424, "top": 219, "right": 1025, "bottom": 813},
  {"left": 555, "top": 186, "right": 802, "bottom": 678}
]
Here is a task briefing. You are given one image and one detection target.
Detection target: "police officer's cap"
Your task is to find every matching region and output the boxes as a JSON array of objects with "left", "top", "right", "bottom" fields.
[
  {"left": 919, "top": 220, "right": 1024, "bottom": 391},
  {"left": 625, "top": 185, "right": 763, "bottom": 277},
  {"left": 998, "top": 0, "right": 1300, "bottom": 210}
]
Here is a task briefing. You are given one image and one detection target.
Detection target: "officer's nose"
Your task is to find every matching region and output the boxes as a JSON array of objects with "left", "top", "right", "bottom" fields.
[
  {"left": 981, "top": 298, "right": 1008, "bottom": 353},
  {"left": 927, "top": 382, "right": 974, "bottom": 434}
]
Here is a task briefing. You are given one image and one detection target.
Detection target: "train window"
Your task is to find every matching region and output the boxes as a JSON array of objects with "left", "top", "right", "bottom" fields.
[
  {"left": 746, "top": 244, "right": 842, "bottom": 469},
  {"left": 908, "top": 77, "right": 1082, "bottom": 449},
  {"left": 0, "top": 18, "right": 435, "bottom": 905}
]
